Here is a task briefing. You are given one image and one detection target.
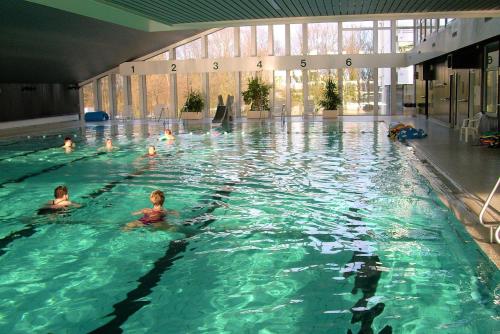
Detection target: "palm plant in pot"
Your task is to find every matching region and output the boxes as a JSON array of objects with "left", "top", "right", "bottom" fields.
[
  {"left": 181, "top": 89, "right": 205, "bottom": 120},
  {"left": 242, "top": 77, "right": 271, "bottom": 119},
  {"left": 319, "top": 77, "right": 341, "bottom": 118}
]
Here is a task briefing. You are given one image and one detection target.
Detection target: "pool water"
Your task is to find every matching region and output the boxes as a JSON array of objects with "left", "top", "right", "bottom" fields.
[{"left": 0, "top": 121, "right": 498, "bottom": 334}]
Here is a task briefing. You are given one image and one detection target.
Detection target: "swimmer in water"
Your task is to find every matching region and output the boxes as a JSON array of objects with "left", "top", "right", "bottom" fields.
[
  {"left": 62, "top": 137, "right": 75, "bottom": 152},
  {"left": 163, "top": 129, "right": 175, "bottom": 140},
  {"left": 38, "top": 185, "right": 80, "bottom": 215},
  {"left": 146, "top": 145, "right": 157, "bottom": 157},
  {"left": 124, "top": 190, "right": 178, "bottom": 230},
  {"left": 99, "top": 138, "right": 117, "bottom": 151}
]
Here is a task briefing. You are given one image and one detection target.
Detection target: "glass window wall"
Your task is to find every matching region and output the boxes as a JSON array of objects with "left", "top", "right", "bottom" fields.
[
  {"left": 290, "top": 24, "right": 303, "bottom": 55},
  {"left": 98, "top": 76, "right": 110, "bottom": 112},
  {"left": 209, "top": 72, "right": 236, "bottom": 116},
  {"left": 82, "top": 83, "right": 94, "bottom": 113},
  {"left": 130, "top": 76, "right": 141, "bottom": 118},
  {"left": 176, "top": 39, "right": 202, "bottom": 60},
  {"left": 146, "top": 74, "right": 170, "bottom": 118},
  {"left": 177, "top": 74, "right": 202, "bottom": 112},
  {"left": 343, "top": 68, "right": 375, "bottom": 115},
  {"left": 115, "top": 75, "right": 125, "bottom": 118},
  {"left": 308, "top": 69, "right": 338, "bottom": 115},
  {"left": 240, "top": 26, "right": 252, "bottom": 57},
  {"left": 208, "top": 28, "right": 234, "bottom": 58},
  {"left": 273, "top": 25, "right": 285, "bottom": 56},
  {"left": 307, "top": 23, "right": 338, "bottom": 55},
  {"left": 290, "top": 70, "right": 303, "bottom": 115},
  {"left": 256, "top": 25, "right": 268, "bottom": 56}
]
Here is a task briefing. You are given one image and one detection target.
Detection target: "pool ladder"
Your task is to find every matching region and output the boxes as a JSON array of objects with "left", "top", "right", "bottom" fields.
[{"left": 479, "top": 177, "right": 500, "bottom": 243}]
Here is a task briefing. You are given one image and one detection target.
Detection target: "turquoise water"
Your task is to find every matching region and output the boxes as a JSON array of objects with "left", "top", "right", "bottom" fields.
[{"left": 0, "top": 121, "right": 498, "bottom": 334}]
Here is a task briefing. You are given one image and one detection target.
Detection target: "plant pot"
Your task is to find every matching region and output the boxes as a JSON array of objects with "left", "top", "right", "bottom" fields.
[
  {"left": 247, "top": 110, "right": 268, "bottom": 119},
  {"left": 181, "top": 112, "right": 203, "bottom": 120},
  {"left": 323, "top": 109, "right": 339, "bottom": 119}
]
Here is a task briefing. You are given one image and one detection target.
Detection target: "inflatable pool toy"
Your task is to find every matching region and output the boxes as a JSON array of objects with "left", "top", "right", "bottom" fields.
[
  {"left": 388, "top": 123, "right": 427, "bottom": 141},
  {"left": 479, "top": 132, "right": 500, "bottom": 148},
  {"left": 84, "top": 111, "right": 109, "bottom": 122}
]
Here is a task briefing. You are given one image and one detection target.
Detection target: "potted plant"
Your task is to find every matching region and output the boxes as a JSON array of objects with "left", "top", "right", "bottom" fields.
[
  {"left": 319, "top": 77, "right": 341, "bottom": 118},
  {"left": 181, "top": 90, "right": 204, "bottom": 120},
  {"left": 242, "top": 77, "right": 271, "bottom": 119}
]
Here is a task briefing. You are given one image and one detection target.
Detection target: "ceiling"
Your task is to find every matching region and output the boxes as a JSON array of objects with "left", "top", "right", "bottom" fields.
[
  {"left": 98, "top": 0, "right": 500, "bottom": 26},
  {"left": 0, "top": 0, "right": 202, "bottom": 83}
]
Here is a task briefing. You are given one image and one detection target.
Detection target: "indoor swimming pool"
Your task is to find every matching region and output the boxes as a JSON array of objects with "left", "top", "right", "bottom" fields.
[{"left": 0, "top": 121, "right": 498, "bottom": 334}]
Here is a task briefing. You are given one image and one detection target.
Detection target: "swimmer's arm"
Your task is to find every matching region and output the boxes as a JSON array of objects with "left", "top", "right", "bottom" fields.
[
  {"left": 167, "top": 210, "right": 179, "bottom": 216},
  {"left": 132, "top": 209, "right": 146, "bottom": 216},
  {"left": 70, "top": 202, "right": 82, "bottom": 208}
]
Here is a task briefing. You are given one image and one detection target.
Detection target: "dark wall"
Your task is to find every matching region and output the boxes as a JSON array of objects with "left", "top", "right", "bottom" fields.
[{"left": 0, "top": 83, "right": 79, "bottom": 122}]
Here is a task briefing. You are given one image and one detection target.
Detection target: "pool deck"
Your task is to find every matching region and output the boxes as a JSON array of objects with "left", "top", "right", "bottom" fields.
[{"left": 1, "top": 116, "right": 499, "bottom": 267}]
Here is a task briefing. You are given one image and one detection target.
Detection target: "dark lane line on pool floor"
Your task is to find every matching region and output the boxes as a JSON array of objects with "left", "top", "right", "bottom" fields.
[
  {"left": 343, "top": 208, "right": 392, "bottom": 334},
  {"left": 0, "top": 145, "right": 62, "bottom": 162},
  {"left": 0, "top": 156, "right": 162, "bottom": 257},
  {"left": 88, "top": 182, "right": 236, "bottom": 334},
  {"left": 0, "top": 151, "right": 106, "bottom": 188}
]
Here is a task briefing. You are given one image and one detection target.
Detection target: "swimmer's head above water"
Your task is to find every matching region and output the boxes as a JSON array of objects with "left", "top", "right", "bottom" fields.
[{"left": 148, "top": 145, "right": 157, "bottom": 156}]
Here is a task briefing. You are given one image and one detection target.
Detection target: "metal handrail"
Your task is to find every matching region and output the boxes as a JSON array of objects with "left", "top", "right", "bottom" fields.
[{"left": 479, "top": 177, "right": 500, "bottom": 243}]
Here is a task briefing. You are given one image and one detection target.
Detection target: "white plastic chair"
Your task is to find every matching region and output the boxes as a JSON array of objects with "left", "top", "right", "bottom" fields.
[{"left": 460, "top": 113, "right": 483, "bottom": 143}]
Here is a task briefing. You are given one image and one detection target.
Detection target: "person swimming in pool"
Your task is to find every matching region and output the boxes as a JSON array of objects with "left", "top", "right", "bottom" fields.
[
  {"left": 38, "top": 185, "right": 80, "bottom": 215},
  {"left": 146, "top": 145, "right": 157, "bottom": 157},
  {"left": 99, "top": 138, "right": 117, "bottom": 151},
  {"left": 160, "top": 129, "right": 175, "bottom": 140},
  {"left": 124, "top": 190, "right": 178, "bottom": 230},
  {"left": 62, "top": 137, "right": 75, "bottom": 150}
]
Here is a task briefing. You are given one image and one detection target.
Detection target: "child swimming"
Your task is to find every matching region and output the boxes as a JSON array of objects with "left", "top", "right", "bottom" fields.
[
  {"left": 160, "top": 129, "right": 175, "bottom": 141},
  {"left": 62, "top": 137, "right": 75, "bottom": 153},
  {"left": 124, "top": 190, "right": 177, "bottom": 230},
  {"left": 146, "top": 145, "right": 157, "bottom": 157},
  {"left": 99, "top": 138, "right": 117, "bottom": 151}
]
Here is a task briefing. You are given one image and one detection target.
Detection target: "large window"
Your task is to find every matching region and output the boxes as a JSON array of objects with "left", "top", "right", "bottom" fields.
[
  {"left": 176, "top": 39, "right": 202, "bottom": 60},
  {"left": 274, "top": 71, "right": 286, "bottom": 114},
  {"left": 342, "top": 21, "right": 374, "bottom": 54},
  {"left": 397, "top": 66, "right": 415, "bottom": 115},
  {"left": 98, "top": 76, "right": 110, "bottom": 112},
  {"left": 308, "top": 23, "right": 338, "bottom": 55},
  {"left": 290, "top": 70, "right": 303, "bottom": 115},
  {"left": 273, "top": 25, "right": 285, "bottom": 56},
  {"left": 290, "top": 24, "right": 303, "bottom": 55},
  {"left": 378, "top": 21, "right": 391, "bottom": 53},
  {"left": 378, "top": 68, "right": 391, "bottom": 115},
  {"left": 209, "top": 72, "right": 235, "bottom": 116},
  {"left": 146, "top": 51, "right": 169, "bottom": 61},
  {"left": 396, "top": 20, "right": 414, "bottom": 53},
  {"left": 343, "top": 31, "right": 373, "bottom": 54},
  {"left": 256, "top": 25, "right": 268, "bottom": 56},
  {"left": 146, "top": 74, "right": 170, "bottom": 118},
  {"left": 343, "top": 68, "right": 375, "bottom": 115},
  {"left": 177, "top": 74, "right": 202, "bottom": 112},
  {"left": 115, "top": 75, "right": 125, "bottom": 118},
  {"left": 82, "top": 83, "right": 94, "bottom": 113},
  {"left": 130, "top": 76, "right": 141, "bottom": 118},
  {"left": 240, "top": 26, "right": 252, "bottom": 57},
  {"left": 308, "top": 69, "right": 338, "bottom": 115},
  {"left": 208, "top": 28, "right": 234, "bottom": 58}
]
